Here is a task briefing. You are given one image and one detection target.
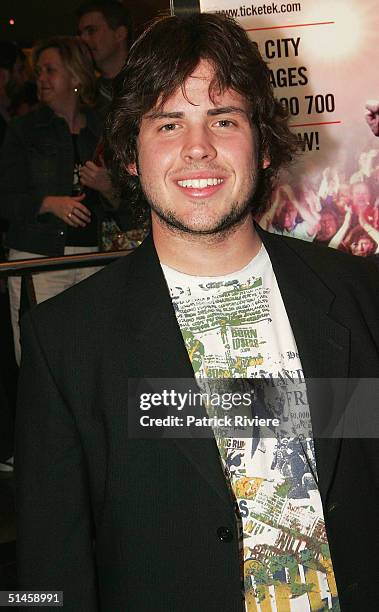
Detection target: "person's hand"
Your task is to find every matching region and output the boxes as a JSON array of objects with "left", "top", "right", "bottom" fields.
[
  {"left": 80, "top": 161, "right": 113, "bottom": 197},
  {"left": 322, "top": 167, "right": 331, "bottom": 179},
  {"left": 303, "top": 188, "right": 321, "bottom": 213},
  {"left": 344, "top": 204, "right": 353, "bottom": 222},
  {"left": 365, "top": 100, "right": 379, "bottom": 137},
  {"left": 39, "top": 194, "right": 91, "bottom": 227},
  {"left": 279, "top": 184, "right": 295, "bottom": 201}
]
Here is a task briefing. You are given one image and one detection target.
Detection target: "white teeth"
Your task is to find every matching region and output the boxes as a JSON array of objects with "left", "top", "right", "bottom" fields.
[{"left": 177, "top": 178, "right": 223, "bottom": 188}]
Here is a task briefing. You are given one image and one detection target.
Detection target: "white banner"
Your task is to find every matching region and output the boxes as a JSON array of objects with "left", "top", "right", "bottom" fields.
[{"left": 200, "top": 0, "right": 379, "bottom": 256}]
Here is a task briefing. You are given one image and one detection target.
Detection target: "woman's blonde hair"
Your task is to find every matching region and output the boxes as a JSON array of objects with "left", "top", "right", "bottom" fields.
[{"left": 32, "top": 36, "right": 97, "bottom": 107}]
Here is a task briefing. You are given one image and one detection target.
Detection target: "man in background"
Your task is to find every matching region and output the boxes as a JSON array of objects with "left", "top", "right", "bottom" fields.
[
  {"left": 77, "top": 1, "right": 139, "bottom": 235},
  {"left": 77, "top": 0, "right": 132, "bottom": 108}
]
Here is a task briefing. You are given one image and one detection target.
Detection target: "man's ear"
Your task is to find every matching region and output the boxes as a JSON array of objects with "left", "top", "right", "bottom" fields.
[
  {"left": 262, "top": 156, "right": 270, "bottom": 170},
  {"left": 115, "top": 25, "right": 128, "bottom": 46},
  {"left": 127, "top": 161, "right": 138, "bottom": 176}
]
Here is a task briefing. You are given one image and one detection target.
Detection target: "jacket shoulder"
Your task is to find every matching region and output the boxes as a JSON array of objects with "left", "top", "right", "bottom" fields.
[{"left": 7, "top": 106, "right": 50, "bottom": 131}]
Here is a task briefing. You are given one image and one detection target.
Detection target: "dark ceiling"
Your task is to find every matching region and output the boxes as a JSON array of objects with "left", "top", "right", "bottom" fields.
[{"left": 0, "top": 0, "right": 170, "bottom": 47}]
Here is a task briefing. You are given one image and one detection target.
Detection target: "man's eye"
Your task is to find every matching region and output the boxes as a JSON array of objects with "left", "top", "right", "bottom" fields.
[
  {"left": 160, "top": 123, "right": 178, "bottom": 132},
  {"left": 216, "top": 119, "right": 235, "bottom": 127}
]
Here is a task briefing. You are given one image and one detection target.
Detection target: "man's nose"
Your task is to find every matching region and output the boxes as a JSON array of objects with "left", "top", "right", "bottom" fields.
[{"left": 181, "top": 126, "right": 217, "bottom": 163}]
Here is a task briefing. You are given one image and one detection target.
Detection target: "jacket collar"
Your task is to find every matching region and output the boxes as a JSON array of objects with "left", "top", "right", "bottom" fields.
[
  {"left": 118, "top": 237, "right": 233, "bottom": 509},
  {"left": 256, "top": 226, "right": 350, "bottom": 501},
  {"left": 255, "top": 224, "right": 350, "bottom": 380},
  {"left": 123, "top": 229, "right": 349, "bottom": 504},
  {"left": 130, "top": 228, "right": 350, "bottom": 377}
]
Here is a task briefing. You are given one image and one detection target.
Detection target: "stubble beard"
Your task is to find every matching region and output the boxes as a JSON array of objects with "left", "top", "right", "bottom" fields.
[
  {"left": 143, "top": 170, "right": 261, "bottom": 239},
  {"left": 151, "top": 198, "right": 252, "bottom": 236}
]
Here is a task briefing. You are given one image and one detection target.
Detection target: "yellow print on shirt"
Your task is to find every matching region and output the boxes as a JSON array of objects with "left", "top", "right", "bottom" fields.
[{"left": 235, "top": 477, "right": 264, "bottom": 499}]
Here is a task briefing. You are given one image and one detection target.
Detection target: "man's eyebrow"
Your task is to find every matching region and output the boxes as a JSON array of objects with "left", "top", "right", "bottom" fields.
[
  {"left": 207, "top": 106, "right": 249, "bottom": 117},
  {"left": 146, "top": 111, "right": 185, "bottom": 120},
  {"left": 146, "top": 107, "right": 249, "bottom": 120}
]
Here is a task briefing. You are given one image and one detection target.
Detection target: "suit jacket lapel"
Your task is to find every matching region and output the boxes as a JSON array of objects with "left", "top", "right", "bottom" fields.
[
  {"left": 257, "top": 226, "right": 350, "bottom": 501},
  {"left": 123, "top": 230, "right": 352, "bottom": 505},
  {"left": 257, "top": 228, "right": 350, "bottom": 377},
  {"left": 122, "top": 236, "right": 233, "bottom": 509}
]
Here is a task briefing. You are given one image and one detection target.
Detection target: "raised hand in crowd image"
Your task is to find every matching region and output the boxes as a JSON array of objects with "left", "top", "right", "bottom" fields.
[
  {"left": 317, "top": 166, "right": 340, "bottom": 202},
  {"left": 269, "top": 150, "right": 379, "bottom": 256},
  {"left": 365, "top": 99, "right": 379, "bottom": 136},
  {"left": 349, "top": 149, "right": 378, "bottom": 184},
  {"left": 260, "top": 182, "right": 320, "bottom": 241},
  {"left": 0, "top": 36, "right": 116, "bottom": 363},
  {"left": 328, "top": 183, "right": 379, "bottom": 255}
]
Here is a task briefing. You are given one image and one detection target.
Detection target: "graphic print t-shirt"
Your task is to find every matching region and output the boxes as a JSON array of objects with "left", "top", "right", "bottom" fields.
[{"left": 162, "top": 245, "right": 340, "bottom": 612}]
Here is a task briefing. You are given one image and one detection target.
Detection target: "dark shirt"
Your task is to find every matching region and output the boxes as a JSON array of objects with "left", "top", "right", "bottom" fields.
[{"left": 0, "top": 104, "right": 106, "bottom": 256}]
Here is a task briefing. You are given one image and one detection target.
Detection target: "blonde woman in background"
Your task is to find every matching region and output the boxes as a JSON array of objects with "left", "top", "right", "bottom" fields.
[{"left": 0, "top": 36, "right": 115, "bottom": 363}]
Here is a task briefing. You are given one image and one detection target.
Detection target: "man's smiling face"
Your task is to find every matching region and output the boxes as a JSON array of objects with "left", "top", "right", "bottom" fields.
[{"left": 130, "top": 60, "right": 266, "bottom": 236}]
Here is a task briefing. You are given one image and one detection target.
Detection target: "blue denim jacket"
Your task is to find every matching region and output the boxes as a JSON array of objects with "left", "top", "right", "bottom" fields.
[{"left": 0, "top": 104, "right": 105, "bottom": 256}]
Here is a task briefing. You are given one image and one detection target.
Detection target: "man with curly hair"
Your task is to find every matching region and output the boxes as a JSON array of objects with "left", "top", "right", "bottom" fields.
[{"left": 17, "top": 13, "right": 379, "bottom": 612}]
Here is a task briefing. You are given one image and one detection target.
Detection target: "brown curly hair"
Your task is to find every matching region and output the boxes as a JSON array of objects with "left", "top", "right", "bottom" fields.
[{"left": 105, "top": 13, "right": 299, "bottom": 222}]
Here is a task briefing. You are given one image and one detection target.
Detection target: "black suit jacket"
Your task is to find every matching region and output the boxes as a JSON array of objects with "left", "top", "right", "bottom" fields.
[{"left": 16, "top": 228, "right": 379, "bottom": 611}]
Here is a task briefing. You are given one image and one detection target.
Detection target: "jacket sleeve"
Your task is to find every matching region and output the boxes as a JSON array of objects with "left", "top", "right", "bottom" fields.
[
  {"left": 0, "top": 120, "right": 45, "bottom": 225},
  {"left": 16, "top": 313, "right": 99, "bottom": 611}
]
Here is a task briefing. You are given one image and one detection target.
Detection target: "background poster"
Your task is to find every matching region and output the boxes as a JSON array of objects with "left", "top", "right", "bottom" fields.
[{"left": 199, "top": 0, "right": 379, "bottom": 256}]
